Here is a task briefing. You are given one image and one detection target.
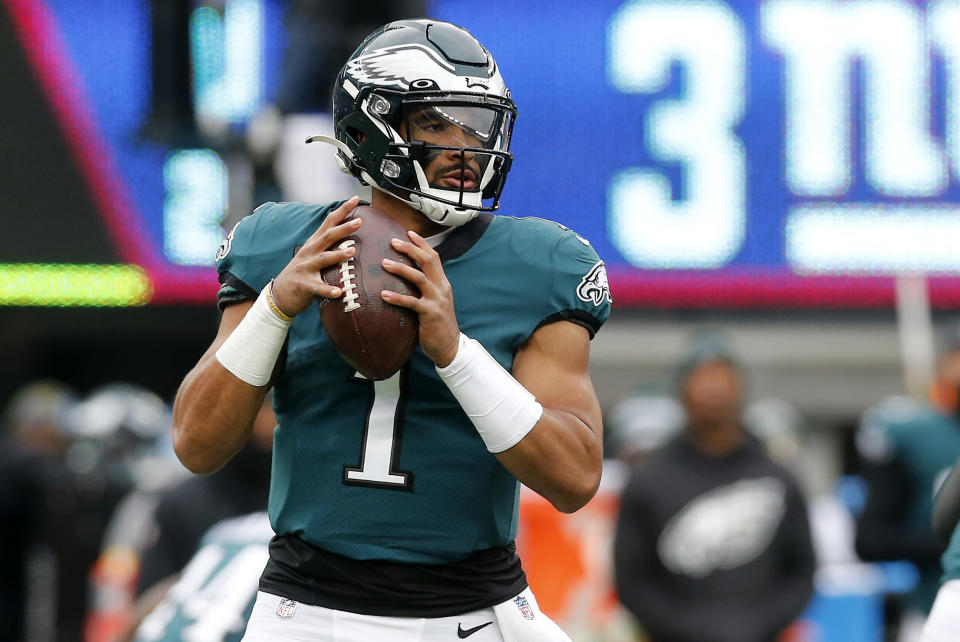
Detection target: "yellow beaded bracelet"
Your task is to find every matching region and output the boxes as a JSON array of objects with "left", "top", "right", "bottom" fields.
[{"left": 266, "top": 280, "right": 294, "bottom": 322}]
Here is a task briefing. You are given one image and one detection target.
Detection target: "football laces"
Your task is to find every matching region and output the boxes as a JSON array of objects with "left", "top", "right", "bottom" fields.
[{"left": 337, "top": 240, "right": 360, "bottom": 312}]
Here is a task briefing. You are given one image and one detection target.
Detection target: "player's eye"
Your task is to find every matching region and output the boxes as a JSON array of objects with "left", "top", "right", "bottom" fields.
[{"left": 415, "top": 120, "right": 445, "bottom": 133}]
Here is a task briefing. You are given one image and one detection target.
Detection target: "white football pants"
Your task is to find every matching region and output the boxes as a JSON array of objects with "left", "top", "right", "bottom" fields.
[
  {"left": 240, "top": 587, "right": 570, "bottom": 642},
  {"left": 919, "top": 579, "right": 960, "bottom": 642}
]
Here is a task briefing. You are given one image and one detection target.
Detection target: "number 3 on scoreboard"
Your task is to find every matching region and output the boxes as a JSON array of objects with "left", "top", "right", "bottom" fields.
[{"left": 608, "top": 1, "right": 746, "bottom": 270}]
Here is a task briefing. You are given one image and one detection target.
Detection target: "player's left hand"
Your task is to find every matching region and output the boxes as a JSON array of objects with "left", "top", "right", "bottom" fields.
[{"left": 380, "top": 231, "right": 460, "bottom": 368}]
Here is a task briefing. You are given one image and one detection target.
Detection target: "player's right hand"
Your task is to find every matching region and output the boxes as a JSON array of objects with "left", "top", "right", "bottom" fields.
[{"left": 271, "top": 196, "right": 363, "bottom": 317}]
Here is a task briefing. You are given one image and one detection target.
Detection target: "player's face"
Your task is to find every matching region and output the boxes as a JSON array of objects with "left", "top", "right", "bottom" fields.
[
  {"left": 400, "top": 105, "right": 493, "bottom": 192},
  {"left": 681, "top": 360, "right": 743, "bottom": 428}
]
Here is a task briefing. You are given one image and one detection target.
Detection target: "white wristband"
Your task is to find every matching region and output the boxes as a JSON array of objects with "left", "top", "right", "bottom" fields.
[
  {"left": 436, "top": 333, "right": 544, "bottom": 453},
  {"left": 215, "top": 285, "right": 292, "bottom": 386}
]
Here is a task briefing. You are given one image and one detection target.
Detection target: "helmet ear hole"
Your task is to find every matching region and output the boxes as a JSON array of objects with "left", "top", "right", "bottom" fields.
[{"left": 345, "top": 126, "right": 364, "bottom": 145}]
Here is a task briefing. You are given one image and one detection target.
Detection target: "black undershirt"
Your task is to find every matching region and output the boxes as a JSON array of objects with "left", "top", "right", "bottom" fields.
[{"left": 259, "top": 534, "right": 527, "bottom": 617}]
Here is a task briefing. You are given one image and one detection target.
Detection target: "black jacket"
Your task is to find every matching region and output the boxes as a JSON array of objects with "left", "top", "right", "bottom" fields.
[{"left": 613, "top": 434, "right": 815, "bottom": 642}]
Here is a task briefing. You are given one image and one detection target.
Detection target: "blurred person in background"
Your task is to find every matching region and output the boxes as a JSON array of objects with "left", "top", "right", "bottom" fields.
[
  {"left": 85, "top": 393, "right": 273, "bottom": 642},
  {"left": 135, "top": 394, "right": 274, "bottom": 596},
  {"left": 613, "top": 337, "right": 815, "bottom": 642},
  {"left": 854, "top": 326, "right": 960, "bottom": 641},
  {"left": 128, "top": 511, "right": 274, "bottom": 642},
  {"left": 81, "top": 388, "right": 189, "bottom": 642},
  {"left": 118, "top": 393, "right": 274, "bottom": 642},
  {"left": 0, "top": 380, "right": 76, "bottom": 642},
  {"left": 89, "top": 395, "right": 274, "bottom": 642},
  {"left": 69, "top": 384, "right": 171, "bottom": 642},
  {"left": 0, "top": 381, "right": 165, "bottom": 642},
  {"left": 920, "top": 449, "right": 960, "bottom": 641}
]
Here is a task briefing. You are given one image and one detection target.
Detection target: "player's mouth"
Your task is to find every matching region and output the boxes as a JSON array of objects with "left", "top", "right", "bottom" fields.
[{"left": 439, "top": 169, "right": 477, "bottom": 190}]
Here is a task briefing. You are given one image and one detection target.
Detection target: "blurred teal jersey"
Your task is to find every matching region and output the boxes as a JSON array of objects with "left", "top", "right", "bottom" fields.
[
  {"left": 133, "top": 513, "right": 272, "bottom": 642},
  {"left": 866, "top": 404, "right": 960, "bottom": 532},
  {"left": 859, "top": 399, "right": 960, "bottom": 609},
  {"left": 943, "top": 525, "right": 960, "bottom": 584},
  {"left": 216, "top": 202, "right": 611, "bottom": 564}
]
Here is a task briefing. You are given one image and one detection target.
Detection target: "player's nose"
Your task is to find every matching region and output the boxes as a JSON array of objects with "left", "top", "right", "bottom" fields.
[{"left": 448, "top": 145, "right": 476, "bottom": 166}]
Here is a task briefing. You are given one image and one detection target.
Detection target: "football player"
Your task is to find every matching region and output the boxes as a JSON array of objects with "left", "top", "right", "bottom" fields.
[
  {"left": 172, "top": 19, "right": 610, "bottom": 642},
  {"left": 924, "top": 458, "right": 960, "bottom": 642},
  {"left": 130, "top": 512, "right": 273, "bottom": 642},
  {"left": 856, "top": 329, "right": 960, "bottom": 641},
  {"left": 908, "top": 328, "right": 960, "bottom": 642}
]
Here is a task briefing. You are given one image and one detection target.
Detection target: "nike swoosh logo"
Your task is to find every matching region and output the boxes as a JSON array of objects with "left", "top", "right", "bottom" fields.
[{"left": 457, "top": 621, "right": 493, "bottom": 638}]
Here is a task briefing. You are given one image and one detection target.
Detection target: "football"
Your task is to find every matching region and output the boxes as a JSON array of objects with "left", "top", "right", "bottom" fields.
[{"left": 320, "top": 205, "right": 420, "bottom": 380}]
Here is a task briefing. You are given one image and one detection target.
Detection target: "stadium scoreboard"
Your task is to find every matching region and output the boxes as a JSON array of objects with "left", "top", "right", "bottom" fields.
[{"left": 4, "top": 0, "right": 960, "bottom": 307}]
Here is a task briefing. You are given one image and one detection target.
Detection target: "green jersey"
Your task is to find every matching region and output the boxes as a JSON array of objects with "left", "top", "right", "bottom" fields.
[
  {"left": 866, "top": 403, "right": 960, "bottom": 526},
  {"left": 858, "top": 397, "right": 960, "bottom": 610},
  {"left": 216, "top": 203, "right": 611, "bottom": 564},
  {"left": 942, "top": 522, "right": 960, "bottom": 584},
  {"left": 133, "top": 513, "right": 272, "bottom": 642}
]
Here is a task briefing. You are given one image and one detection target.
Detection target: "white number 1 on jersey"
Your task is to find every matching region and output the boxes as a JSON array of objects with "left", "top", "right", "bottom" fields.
[{"left": 343, "top": 370, "right": 413, "bottom": 490}]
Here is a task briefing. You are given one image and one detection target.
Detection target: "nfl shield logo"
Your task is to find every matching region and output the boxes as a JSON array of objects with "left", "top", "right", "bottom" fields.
[
  {"left": 276, "top": 598, "right": 298, "bottom": 618},
  {"left": 514, "top": 595, "right": 534, "bottom": 620}
]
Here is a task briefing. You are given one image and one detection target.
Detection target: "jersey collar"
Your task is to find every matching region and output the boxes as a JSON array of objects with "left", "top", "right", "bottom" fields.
[{"left": 435, "top": 213, "right": 493, "bottom": 262}]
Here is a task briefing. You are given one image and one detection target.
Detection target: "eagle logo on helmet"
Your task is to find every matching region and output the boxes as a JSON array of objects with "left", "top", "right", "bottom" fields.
[
  {"left": 347, "top": 44, "right": 457, "bottom": 89},
  {"left": 346, "top": 44, "right": 504, "bottom": 94}
]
